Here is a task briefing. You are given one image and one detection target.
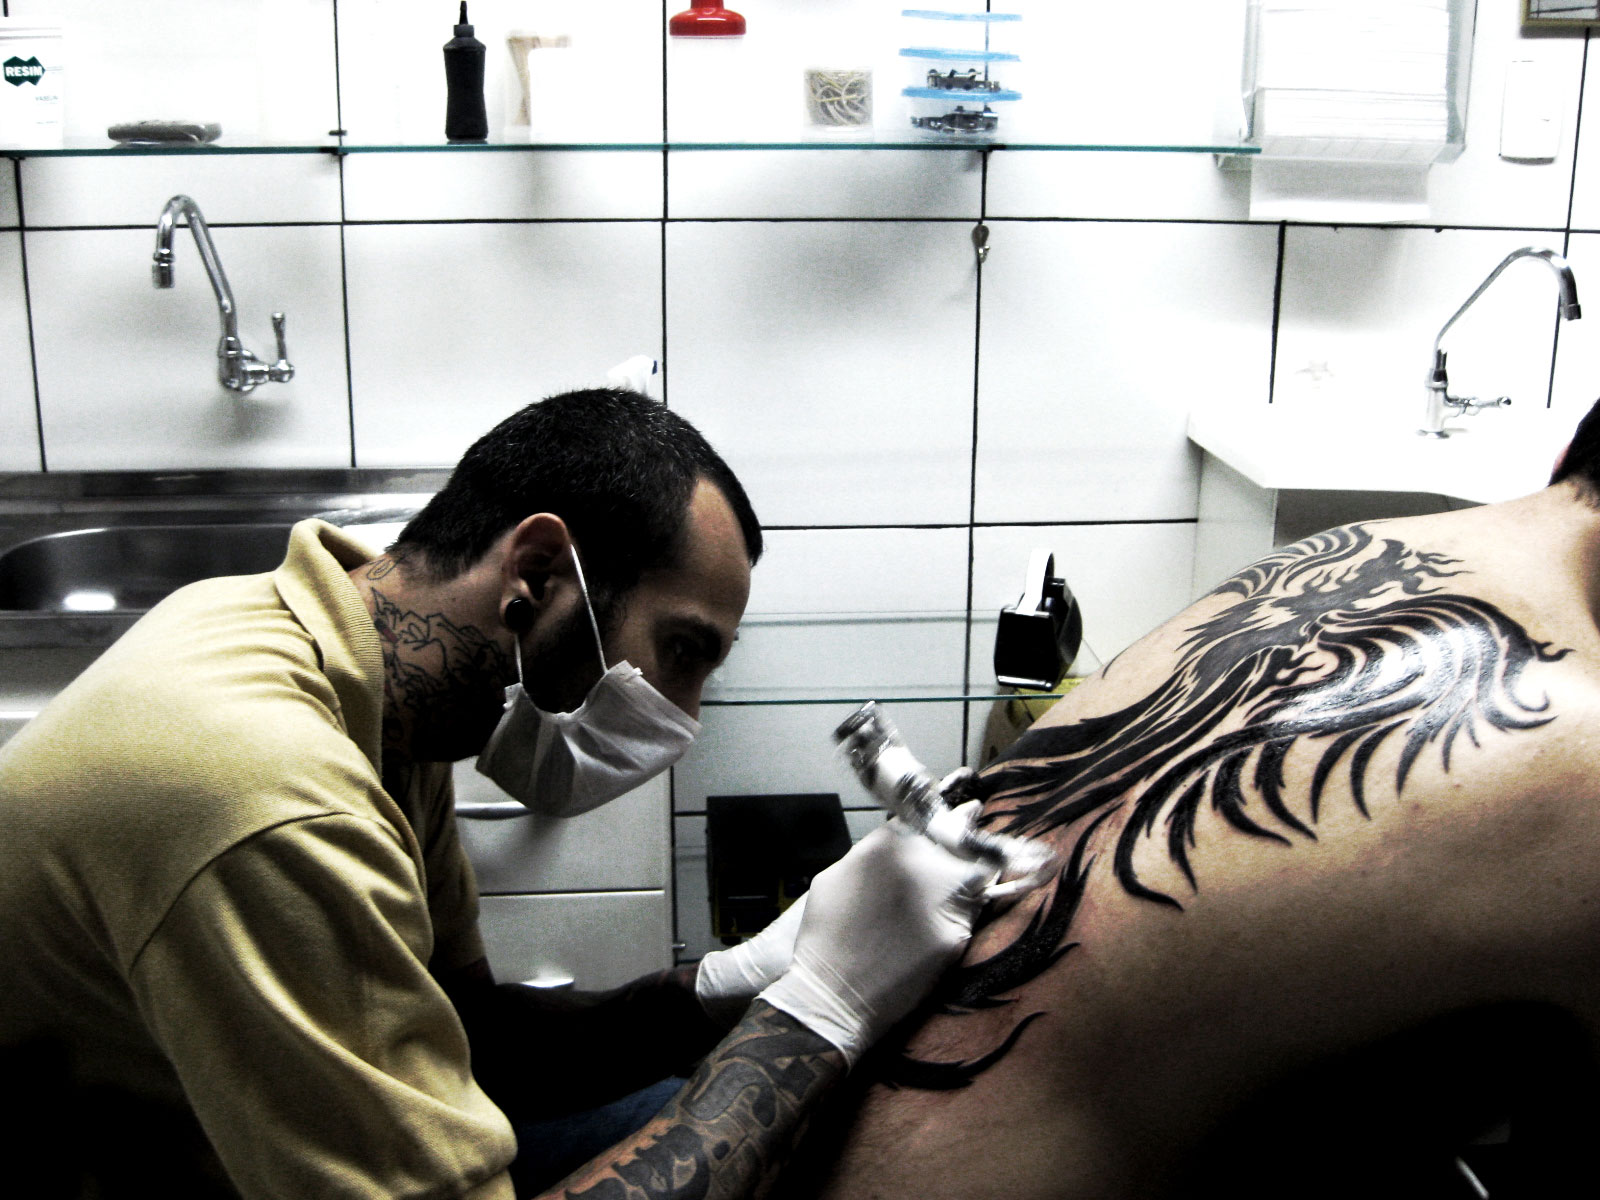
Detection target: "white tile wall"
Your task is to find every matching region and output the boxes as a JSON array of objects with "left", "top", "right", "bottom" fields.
[
  {"left": 1274, "top": 226, "right": 1568, "bottom": 435},
  {"left": 21, "top": 156, "right": 342, "bottom": 227},
  {"left": 343, "top": 151, "right": 662, "bottom": 222},
  {"left": 0, "top": 163, "right": 18, "bottom": 227},
  {"left": 1569, "top": 35, "right": 1600, "bottom": 232},
  {"left": 685, "top": 525, "right": 971, "bottom": 808},
  {"left": 1548, "top": 231, "right": 1600, "bottom": 435},
  {"left": 667, "top": 150, "right": 981, "bottom": 221},
  {"left": 983, "top": 0, "right": 1249, "bottom": 227},
  {"left": 344, "top": 220, "right": 662, "bottom": 466},
  {"left": 10, "top": 0, "right": 339, "bottom": 144},
  {"left": 666, "top": 220, "right": 978, "bottom": 527},
  {"left": 0, "top": 230, "right": 38, "bottom": 471},
  {"left": 1397, "top": 1, "right": 1582, "bottom": 231},
  {"left": 974, "top": 219, "right": 1279, "bottom": 525},
  {"left": 987, "top": 153, "right": 1253, "bottom": 224},
  {"left": 29, "top": 224, "right": 351, "bottom": 470},
  {"left": 337, "top": 0, "right": 664, "bottom": 146},
  {"left": 666, "top": 2, "right": 902, "bottom": 144}
]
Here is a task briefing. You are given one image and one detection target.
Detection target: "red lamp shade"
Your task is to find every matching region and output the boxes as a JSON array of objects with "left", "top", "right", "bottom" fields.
[{"left": 670, "top": 3, "right": 746, "bottom": 36}]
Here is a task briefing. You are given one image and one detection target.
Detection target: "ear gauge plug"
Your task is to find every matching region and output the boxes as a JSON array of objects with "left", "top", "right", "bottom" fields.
[{"left": 504, "top": 596, "right": 535, "bottom": 634}]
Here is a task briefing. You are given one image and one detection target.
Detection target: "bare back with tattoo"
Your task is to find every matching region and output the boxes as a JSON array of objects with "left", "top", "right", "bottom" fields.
[{"left": 792, "top": 488, "right": 1600, "bottom": 1200}]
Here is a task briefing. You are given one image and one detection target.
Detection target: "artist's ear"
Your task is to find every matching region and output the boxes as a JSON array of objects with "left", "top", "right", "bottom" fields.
[{"left": 501, "top": 513, "right": 572, "bottom": 618}]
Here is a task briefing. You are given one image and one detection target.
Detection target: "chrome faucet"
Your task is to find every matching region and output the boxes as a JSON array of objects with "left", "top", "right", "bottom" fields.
[
  {"left": 1422, "top": 246, "right": 1580, "bottom": 437},
  {"left": 152, "top": 195, "right": 294, "bottom": 394}
]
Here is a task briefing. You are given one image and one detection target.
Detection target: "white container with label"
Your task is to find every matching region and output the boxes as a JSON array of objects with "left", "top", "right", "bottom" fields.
[{"left": 0, "top": 23, "right": 64, "bottom": 148}]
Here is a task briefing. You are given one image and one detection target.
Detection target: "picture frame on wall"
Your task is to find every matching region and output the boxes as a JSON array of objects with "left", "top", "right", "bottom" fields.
[{"left": 1524, "top": 0, "right": 1600, "bottom": 25}]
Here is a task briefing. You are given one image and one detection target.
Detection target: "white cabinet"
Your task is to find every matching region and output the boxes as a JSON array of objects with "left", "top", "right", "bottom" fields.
[
  {"left": 453, "top": 767, "right": 669, "bottom": 895},
  {"left": 0, "top": 647, "right": 104, "bottom": 746},
  {"left": 452, "top": 765, "right": 674, "bottom": 989},
  {"left": 477, "top": 892, "right": 672, "bottom": 993}
]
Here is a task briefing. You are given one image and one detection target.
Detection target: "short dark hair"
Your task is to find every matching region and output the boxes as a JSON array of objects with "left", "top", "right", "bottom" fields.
[
  {"left": 392, "top": 389, "right": 762, "bottom": 618},
  {"left": 1550, "top": 395, "right": 1600, "bottom": 506}
]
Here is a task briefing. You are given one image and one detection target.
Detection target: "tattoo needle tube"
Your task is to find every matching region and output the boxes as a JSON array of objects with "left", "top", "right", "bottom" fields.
[{"left": 834, "top": 702, "right": 1057, "bottom": 900}]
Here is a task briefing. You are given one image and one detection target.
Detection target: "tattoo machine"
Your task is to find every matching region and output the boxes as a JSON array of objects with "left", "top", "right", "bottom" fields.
[{"left": 834, "top": 702, "right": 1057, "bottom": 901}]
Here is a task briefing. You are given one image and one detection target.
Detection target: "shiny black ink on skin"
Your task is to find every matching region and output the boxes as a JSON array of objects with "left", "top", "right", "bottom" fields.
[{"left": 886, "top": 524, "right": 1569, "bottom": 1090}]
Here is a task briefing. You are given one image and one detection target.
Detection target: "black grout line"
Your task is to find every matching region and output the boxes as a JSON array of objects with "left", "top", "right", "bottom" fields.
[
  {"left": 482, "top": 886, "right": 667, "bottom": 898},
  {"left": 1551, "top": 29, "right": 1590, "bottom": 411},
  {"left": 959, "top": 153, "right": 991, "bottom": 766},
  {"left": 1563, "top": 30, "right": 1588, "bottom": 255},
  {"left": 331, "top": 0, "right": 346, "bottom": 147},
  {"left": 760, "top": 517, "right": 1198, "bottom": 532},
  {"left": 660, "top": 0, "right": 670, "bottom": 410},
  {"left": 331, "top": 0, "right": 357, "bottom": 467},
  {"left": 13, "top": 158, "right": 43, "bottom": 471},
  {"left": 1267, "top": 221, "right": 1286, "bottom": 405},
  {"left": 15, "top": 212, "right": 1584, "bottom": 234},
  {"left": 661, "top": 0, "right": 682, "bottom": 961},
  {"left": 673, "top": 808, "right": 884, "bottom": 819},
  {"left": 337, "top": 224, "right": 356, "bottom": 469}
]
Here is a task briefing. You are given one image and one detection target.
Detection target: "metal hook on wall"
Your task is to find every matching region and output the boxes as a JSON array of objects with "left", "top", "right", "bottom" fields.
[{"left": 972, "top": 222, "right": 990, "bottom": 266}]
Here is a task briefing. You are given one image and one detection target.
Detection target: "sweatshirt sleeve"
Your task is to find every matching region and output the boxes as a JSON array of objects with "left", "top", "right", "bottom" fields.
[{"left": 127, "top": 813, "right": 516, "bottom": 1200}]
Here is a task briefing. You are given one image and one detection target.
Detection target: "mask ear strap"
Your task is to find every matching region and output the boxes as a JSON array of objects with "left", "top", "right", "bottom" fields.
[{"left": 568, "top": 549, "right": 609, "bottom": 674}]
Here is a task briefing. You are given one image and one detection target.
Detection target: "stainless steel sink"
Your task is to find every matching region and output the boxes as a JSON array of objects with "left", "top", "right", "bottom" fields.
[
  {"left": 0, "top": 468, "right": 443, "bottom": 648},
  {"left": 0, "top": 524, "right": 294, "bottom": 613}
]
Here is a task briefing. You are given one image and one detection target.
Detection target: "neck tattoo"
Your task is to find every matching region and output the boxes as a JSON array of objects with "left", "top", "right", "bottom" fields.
[{"left": 368, "top": 585, "right": 514, "bottom": 760}]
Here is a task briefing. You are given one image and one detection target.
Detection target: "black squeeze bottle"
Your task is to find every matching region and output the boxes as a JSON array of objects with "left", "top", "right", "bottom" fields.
[{"left": 443, "top": 2, "right": 488, "bottom": 141}]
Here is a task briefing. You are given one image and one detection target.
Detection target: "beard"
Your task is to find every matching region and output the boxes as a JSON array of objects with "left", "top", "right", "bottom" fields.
[
  {"left": 395, "top": 593, "right": 614, "bottom": 763},
  {"left": 519, "top": 597, "right": 609, "bottom": 714}
]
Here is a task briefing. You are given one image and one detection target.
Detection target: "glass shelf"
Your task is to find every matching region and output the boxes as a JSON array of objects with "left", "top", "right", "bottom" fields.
[
  {"left": 4, "top": 138, "right": 343, "bottom": 157},
  {"left": 701, "top": 685, "right": 1064, "bottom": 707},
  {"left": 2, "top": 133, "right": 1261, "bottom": 158}
]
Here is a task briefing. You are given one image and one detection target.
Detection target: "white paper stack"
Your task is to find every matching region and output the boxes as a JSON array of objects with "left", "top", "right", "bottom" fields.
[{"left": 1248, "top": 0, "right": 1453, "bottom": 162}]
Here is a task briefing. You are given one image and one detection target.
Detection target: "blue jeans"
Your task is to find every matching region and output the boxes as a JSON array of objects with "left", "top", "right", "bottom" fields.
[{"left": 510, "top": 1076, "right": 686, "bottom": 1196}]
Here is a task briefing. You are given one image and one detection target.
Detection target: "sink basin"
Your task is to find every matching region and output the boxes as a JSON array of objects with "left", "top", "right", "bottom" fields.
[
  {"left": 1187, "top": 404, "right": 1568, "bottom": 504},
  {"left": 0, "top": 524, "right": 294, "bottom": 613},
  {"left": 0, "top": 469, "right": 437, "bottom": 648}
]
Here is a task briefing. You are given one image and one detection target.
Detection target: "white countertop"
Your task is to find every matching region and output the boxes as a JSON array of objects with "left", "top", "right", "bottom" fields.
[{"left": 1187, "top": 402, "right": 1569, "bottom": 505}]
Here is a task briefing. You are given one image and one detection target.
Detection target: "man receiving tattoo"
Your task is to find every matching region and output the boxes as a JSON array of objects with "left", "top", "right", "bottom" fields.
[
  {"left": 788, "top": 403, "right": 1600, "bottom": 1199},
  {"left": 0, "top": 389, "right": 992, "bottom": 1199}
]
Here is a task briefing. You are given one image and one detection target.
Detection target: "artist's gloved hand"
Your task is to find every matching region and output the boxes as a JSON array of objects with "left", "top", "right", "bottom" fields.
[
  {"left": 759, "top": 811, "right": 995, "bottom": 1067},
  {"left": 694, "top": 895, "right": 808, "bottom": 1028}
]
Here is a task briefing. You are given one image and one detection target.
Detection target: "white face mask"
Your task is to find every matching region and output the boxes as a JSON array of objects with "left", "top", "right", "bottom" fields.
[{"left": 475, "top": 551, "right": 701, "bottom": 817}]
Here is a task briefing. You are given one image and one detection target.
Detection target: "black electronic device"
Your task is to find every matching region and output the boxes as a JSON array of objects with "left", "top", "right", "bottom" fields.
[
  {"left": 993, "top": 548, "right": 1083, "bottom": 690},
  {"left": 706, "top": 793, "right": 851, "bottom": 945}
]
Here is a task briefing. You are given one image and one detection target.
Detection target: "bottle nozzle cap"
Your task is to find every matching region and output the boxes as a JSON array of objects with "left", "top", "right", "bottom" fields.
[
  {"left": 455, "top": 1, "right": 474, "bottom": 35},
  {"left": 670, "top": 3, "right": 746, "bottom": 36}
]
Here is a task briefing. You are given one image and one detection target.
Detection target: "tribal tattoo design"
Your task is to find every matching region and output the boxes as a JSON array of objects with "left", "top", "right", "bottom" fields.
[
  {"left": 559, "top": 1001, "right": 844, "bottom": 1200},
  {"left": 882, "top": 523, "right": 1569, "bottom": 1090}
]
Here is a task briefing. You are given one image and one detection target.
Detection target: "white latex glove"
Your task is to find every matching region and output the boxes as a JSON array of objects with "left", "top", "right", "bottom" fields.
[
  {"left": 694, "top": 894, "right": 808, "bottom": 1027},
  {"left": 759, "top": 808, "right": 995, "bottom": 1067}
]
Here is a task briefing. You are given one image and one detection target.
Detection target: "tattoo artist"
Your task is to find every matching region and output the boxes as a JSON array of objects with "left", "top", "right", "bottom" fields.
[{"left": 0, "top": 388, "right": 993, "bottom": 1200}]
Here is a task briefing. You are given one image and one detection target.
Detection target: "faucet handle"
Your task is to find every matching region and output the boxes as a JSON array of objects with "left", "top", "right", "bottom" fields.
[{"left": 268, "top": 312, "right": 295, "bottom": 383}]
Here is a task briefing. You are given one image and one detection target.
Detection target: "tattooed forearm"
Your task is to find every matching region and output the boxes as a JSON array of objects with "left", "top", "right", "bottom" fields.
[{"left": 551, "top": 1002, "right": 845, "bottom": 1200}]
